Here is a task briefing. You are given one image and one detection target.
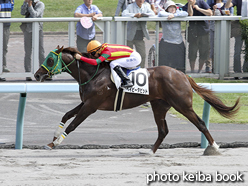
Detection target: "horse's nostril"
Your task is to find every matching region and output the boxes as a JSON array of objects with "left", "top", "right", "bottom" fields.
[{"left": 35, "top": 74, "right": 40, "bottom": 81}]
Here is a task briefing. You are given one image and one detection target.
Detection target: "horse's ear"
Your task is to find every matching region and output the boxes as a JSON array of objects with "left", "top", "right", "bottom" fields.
[
  {"left": 56, "top": 45, "right": 60, "bottom": 49},
  {"left": 56, "top": 46, "right": 64, "bottom": 54}
]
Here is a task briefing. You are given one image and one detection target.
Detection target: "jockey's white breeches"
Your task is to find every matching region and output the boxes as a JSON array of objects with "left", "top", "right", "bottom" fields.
[{"left": 109, "top": 51, "right": 141, "bottom": 69}]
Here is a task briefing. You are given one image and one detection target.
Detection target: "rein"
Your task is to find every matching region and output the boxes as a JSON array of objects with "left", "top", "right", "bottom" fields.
[{"left": 78, "top": 61, "right": 100, "bottom": 86}]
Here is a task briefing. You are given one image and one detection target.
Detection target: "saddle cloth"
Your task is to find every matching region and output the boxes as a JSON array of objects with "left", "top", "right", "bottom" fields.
[
  {"left": 111, "top": 67, "right": 149, "bottom": 112},
  {"left": 110, "top": 67, "right": 149, "bottom": 95}
]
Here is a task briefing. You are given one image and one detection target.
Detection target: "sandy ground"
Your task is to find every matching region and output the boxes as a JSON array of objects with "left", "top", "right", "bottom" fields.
[{"left": 0, "top": 148, "right": 247, "bottom": 186}]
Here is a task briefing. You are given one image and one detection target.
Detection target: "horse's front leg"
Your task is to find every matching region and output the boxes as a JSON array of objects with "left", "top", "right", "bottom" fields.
[
  {"left": 52, "top": 102, "right": 84, "bottom": 142},
  {"left": 47, "top": 102, "right": 97, "bottom": 149}
]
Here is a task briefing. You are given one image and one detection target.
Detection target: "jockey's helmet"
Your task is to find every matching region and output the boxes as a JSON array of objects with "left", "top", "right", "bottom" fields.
[{"left": 87, "top": 40, "right": 102, "bottom": 53}]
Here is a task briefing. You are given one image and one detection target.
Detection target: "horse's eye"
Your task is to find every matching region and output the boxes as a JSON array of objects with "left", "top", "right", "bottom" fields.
[{"left": 47, "top": 57, "right": 54, "bottom": 67}]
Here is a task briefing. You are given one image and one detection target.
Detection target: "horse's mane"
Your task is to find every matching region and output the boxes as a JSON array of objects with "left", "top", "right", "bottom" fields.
[
  {"left": 63, "top": 47, "right": 109, "bottom": 68},
  {"left": 63, "top": 47, "right": 82, "bottom": 55},
  {"left": 63, "top": 47, "right": 92, "bottom": 58}
]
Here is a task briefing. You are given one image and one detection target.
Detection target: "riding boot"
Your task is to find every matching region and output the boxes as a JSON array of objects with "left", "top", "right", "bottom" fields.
[{"left": 113, "top": 66, "right": 133, "bottom": 88}]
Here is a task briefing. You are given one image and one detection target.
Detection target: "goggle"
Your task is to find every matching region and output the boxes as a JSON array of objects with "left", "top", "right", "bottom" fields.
[
  {"left": 91, "top": 51, "right": 97, "bottom": 56},
  {"left": 89, "top": 46, "right": 101, "bottom": 56}
]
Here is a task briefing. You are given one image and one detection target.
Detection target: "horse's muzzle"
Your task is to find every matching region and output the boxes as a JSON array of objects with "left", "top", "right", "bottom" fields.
[
  {"left": 34, "top": 66, "right": 50, "bottom": 82},
  {"left": 34, "top": 73, "right": 49, "bottom": 82}
]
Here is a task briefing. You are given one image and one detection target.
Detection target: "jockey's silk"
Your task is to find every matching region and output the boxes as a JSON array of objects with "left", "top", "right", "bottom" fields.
[
  {"left": 96, "top": 43, "right": 134, "bottom": 64},
  {"left": 100, "top": 43, "right": 134, "bottom": 61},
  {"left": 80, "top": 43, "right": 134, "bottom": 66}
]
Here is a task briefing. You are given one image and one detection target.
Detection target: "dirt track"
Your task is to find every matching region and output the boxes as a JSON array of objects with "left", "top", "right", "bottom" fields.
[{"left": 0, "top": 148, "right": 247, "bottom": 186}]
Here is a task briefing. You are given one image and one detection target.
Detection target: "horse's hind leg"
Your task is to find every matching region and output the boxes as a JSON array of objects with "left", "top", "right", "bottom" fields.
[
  {"left": 150, "top": 100, "right": 171, "bottom": 154},
  {"left": 175, "top": 105, "right": 219, "bottom": 150},
  {"left": 52, "top": 102, "right": 84, "bottom": 141}
]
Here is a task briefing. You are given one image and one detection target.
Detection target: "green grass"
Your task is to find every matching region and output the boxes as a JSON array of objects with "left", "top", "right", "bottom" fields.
[
  {"left": 169, "top": 78, "right": 248, "bottom": 124},
  {"left": 10, "top": 0, "right": 187, "bottom": 32}
]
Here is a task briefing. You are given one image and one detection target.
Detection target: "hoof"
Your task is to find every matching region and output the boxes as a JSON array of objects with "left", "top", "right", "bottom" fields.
[
  {"left": 43, "top": 145, "right": 53, "bottom": 150},
  {"left": 203, "top": 145, "right": 222, "bottom": 156}
]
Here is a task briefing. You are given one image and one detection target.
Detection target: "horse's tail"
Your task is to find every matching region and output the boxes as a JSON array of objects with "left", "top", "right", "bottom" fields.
[{"left": 186, "top": 75, "right": 240, "bottom": 119}]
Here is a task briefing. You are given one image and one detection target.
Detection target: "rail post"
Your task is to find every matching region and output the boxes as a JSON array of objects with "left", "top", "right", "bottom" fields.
[
  {"left": 201, "top": 101, "right": 211, "bottom": 148},
  {"left": 15, "top": 93, "right": 27, "bottom": 149}
]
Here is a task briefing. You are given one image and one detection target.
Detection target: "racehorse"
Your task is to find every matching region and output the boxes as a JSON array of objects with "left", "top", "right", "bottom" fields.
[{"left": 34, "top": 46, "right": 240, "bottom": 153}]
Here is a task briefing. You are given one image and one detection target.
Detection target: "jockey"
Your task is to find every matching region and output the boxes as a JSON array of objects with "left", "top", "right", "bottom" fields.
[{"left": 75, "top": 40, "right": 141, "bottom": 88}]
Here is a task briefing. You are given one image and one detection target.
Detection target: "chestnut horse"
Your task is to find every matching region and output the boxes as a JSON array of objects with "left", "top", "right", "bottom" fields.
[{"left": 34, "top": 46, "right": 240, "bottom": 153}]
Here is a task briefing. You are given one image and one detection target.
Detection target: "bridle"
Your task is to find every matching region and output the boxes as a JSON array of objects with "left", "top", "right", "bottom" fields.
[
  {"left": 41, "top": 50, "right": 75, "bottom": 77},
  {"left": 41, "top": 49, "right": 100, "bottom": 86}
]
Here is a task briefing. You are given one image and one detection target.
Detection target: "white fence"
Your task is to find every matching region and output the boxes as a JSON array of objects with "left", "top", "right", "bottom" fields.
[
  {"left": 0, "top": 17, "right": 112, "bottom": 78},
  {"left": 1, "top": 16, "right": 248, "bottom": 79}
]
